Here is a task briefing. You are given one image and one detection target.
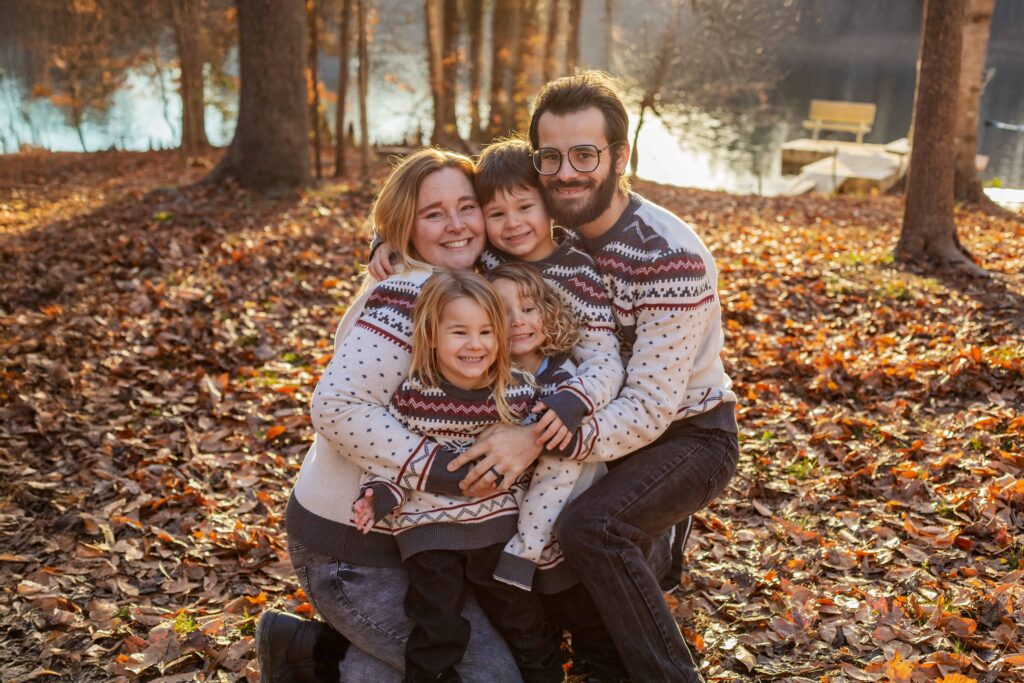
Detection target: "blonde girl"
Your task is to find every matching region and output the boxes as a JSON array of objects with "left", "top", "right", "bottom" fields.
[{"left": 353, "top": 269, "right": 563, "bottom": 683}]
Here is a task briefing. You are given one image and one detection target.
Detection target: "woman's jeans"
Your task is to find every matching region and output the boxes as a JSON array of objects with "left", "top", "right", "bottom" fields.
[
  {"left": 557, "top": 421, "right": 740, "bottom": 683},
  {"left": 289, "top": 542, "right": 524, "bottom": 683}
]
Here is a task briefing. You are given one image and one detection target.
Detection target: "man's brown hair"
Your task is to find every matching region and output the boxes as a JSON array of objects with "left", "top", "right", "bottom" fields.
[
  {"left": 528, "top": 70, "right": 629, "bottom": 156},
  {"left": 474, "top": 137, "right": 539, "bottom": 207}
]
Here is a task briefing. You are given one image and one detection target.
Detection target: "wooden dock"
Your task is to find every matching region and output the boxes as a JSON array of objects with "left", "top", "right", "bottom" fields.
[{"left": 781, "top": 138, "right": 910, "bottom": 195}]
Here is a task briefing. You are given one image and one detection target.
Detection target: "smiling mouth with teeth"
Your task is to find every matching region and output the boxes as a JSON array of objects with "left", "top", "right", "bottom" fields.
[
  {"left": 505, "top": 232, "right": 533, "bottom": 242},
  {"left": 443, "top": 238, "right": 471, "bottom": 249}
]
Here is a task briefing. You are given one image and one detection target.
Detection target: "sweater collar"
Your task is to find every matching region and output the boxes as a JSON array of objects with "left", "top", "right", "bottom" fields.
[{"left": 577, "top": 192, "right": 643, "bottom": 253}]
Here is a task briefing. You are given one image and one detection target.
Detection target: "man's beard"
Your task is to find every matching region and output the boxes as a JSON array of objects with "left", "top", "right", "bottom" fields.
[{"left": 540, "top": 164, "right": 620, "bottom": 229}]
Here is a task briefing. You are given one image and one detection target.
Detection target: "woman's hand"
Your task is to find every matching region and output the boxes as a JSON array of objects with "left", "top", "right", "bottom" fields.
[
  {"left": 367, "top": 243, "right": 396, "bottom": 280},
  {"left": 531, "top": 403, "right": 573, "bottom": 451},
  {"left": 352, "top": 489, "right": 375, "bottom": 534},
  {"left": 448, "top": 423, "right": 542, "bottom": 497}
]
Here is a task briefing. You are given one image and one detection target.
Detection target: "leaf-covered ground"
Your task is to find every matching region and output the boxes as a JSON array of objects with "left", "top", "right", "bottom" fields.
[{"left": 1, "top": 150, "right": 1021, "bottom": 683}]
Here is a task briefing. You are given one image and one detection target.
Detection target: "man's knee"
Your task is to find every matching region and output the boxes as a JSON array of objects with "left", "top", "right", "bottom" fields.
[{"left": 554, "top": 499, "right": 603, "bottom": 557}]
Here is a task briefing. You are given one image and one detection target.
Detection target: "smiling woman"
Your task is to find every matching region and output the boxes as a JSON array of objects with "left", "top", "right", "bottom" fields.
[{"left": 257, "top": 148, "right": 526, "bottom": 683}]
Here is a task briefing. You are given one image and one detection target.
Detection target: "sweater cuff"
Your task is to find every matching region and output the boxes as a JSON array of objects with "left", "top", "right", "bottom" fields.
[
  {"left": 421, "top": 446, "right": 472, "bottom": 496},
  {"left": 361, "top": 482, "right": 401, "bottom": 523},
  {"left": 368, "top": 230, "right": 383, "bottom": 259},
  {"left": 493, "top": 551, "right": 537, "bottom": 591},
  {"left": 538, "top": 389, "right": 589, "bottom": 434}
]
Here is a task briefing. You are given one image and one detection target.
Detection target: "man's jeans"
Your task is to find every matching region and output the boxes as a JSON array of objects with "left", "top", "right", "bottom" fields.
[
  {"left": 289, "top": 542, "right": 524, "bottom": 683},
  {"left": 557, "top": 421, "right": 739, "bottom": 683}
]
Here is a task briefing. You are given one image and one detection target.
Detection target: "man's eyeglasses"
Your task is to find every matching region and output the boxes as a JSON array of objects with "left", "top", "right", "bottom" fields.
[{"left": 531, "top": 142, "right": 622, "bottom": 176}]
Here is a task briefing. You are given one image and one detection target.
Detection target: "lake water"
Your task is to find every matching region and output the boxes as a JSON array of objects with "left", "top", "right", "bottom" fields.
[{"left": 2, "top": 3, "right": 1023, "bottom": 196}]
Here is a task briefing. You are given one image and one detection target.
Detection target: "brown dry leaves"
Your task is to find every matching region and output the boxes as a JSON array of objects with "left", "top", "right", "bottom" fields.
[{"left": 0, "top": 152, "right": 1022, "bottom": 682}]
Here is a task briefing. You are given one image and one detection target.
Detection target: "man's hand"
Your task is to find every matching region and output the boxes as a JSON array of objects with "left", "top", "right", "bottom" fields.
[
  {"left": 531, "top": 403, "right": 573, "bottom": 451},
  {"left": 367, "top": 242, "right": 396, "bottom": 280},
  {"left": 448, "top": 423, "right": 542, "bottom": 497}
]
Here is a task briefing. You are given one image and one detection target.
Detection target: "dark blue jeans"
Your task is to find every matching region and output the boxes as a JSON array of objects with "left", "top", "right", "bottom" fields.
[{"left": 556, "top": 421, "right": 739, "bottom": 683}]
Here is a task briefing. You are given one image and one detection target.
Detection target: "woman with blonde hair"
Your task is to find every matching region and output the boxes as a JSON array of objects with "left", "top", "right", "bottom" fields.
[{"left": 257, "top": 149, "right": 527, "bottom": 683}]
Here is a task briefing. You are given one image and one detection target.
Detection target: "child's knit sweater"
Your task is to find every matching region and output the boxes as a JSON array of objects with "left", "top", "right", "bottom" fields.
[
  {"left": 493, "top": 354, "right": 605, "bottom": 591},
  {"left": 570, "top": 193, "right": 739, "bottom": 462},
  {"left": 481, "top": 229, "right": 624, "bottom": 454},
  {"left": 359, "top": 372, "right": 539, "bottom": 564}
]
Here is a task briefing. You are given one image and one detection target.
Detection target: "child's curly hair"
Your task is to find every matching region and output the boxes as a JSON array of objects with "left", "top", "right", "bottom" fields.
[{"left": 485, "top": 262, "right": 579, "bottom": 359}]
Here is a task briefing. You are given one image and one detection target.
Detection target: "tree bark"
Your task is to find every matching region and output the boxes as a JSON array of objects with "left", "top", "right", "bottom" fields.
[
  {"left": 467, "top": 0, "right": 486, "bottom": 142},
  {"left": 207, "top": 0, "right": 309, "bottom": 190},
  {"left": 630, "top": 2, "right": 683, "bottom": 177},
  {"left": 953, "top": 0, "right": 994, "bottom": 205},
  {"left": 334, "top": 0, "right": 352, "bottom": 177},
  {"left": 604, "top": 0, "right": 613, "bottom": 71},
  {"left": 172, "top": 0, "right": 209, "bottom": 156},
  {"left": 357, "top": 0, "right": 371, "bottom": 176},
  {"left": 897, "top": 0, "right": 983, "bottom": 275},
  {"left": 511, "top": 0, "right": 541, "bottom": 132},
  {"left": 543, "top": 0, "right": 559, "bottom": 83},
  {"left": 487, "top": 0, "right": 515, "bottom": 138},
  {"left": 566, "top": 0, "right": 581, "bottom": 75},
  {"left": 308, "top": 0, "right": 322, "bottom": 179}
]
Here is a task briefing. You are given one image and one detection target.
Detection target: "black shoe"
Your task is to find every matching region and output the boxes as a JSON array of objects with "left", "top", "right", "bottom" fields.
[{"left": 257, "top": 609, "right": 348, "bottom": 683}]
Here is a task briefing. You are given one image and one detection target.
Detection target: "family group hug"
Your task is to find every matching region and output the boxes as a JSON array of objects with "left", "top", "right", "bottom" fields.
[{"left": 256, "top": 71, "right": 740, "bottom": 683}]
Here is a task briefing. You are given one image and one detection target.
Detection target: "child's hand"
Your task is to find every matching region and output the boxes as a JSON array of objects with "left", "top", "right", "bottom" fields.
[
  {"left": 352, "top": 488, "right": 376, "bottom": 534},
  {"left": 531, "top": 403, "right": 573, "bottom": 451},
  {"left": 368, "top": 243, "right": 396, "bottom": 280}
]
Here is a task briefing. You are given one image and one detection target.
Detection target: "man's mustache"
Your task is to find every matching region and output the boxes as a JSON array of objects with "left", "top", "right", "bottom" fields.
[{"left": 547, "top": 179, "right": 593, "bottom": 191}]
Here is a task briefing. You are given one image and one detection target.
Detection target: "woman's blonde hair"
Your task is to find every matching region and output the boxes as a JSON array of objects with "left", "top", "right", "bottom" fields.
[
  {"left": 410, "top": 269, "right": 518, "bottom": 423},
  {"left": 371, "top": 147, "right": 477, "bottom": 273},
  {"left": 485, "top": 262, "right": 579, "bottom": 359}
]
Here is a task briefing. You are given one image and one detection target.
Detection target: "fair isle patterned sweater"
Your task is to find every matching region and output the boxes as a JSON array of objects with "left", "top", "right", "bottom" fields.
[
  {"left": 361, "top": 357, "right": 602, "bottom": 591},
  {"left": 569, "top": 193, "right": 738, "bottom": 462},
  {"left": 359, "top": 373, "right": 538, "bottom": 564},
  {"left": 480, "top": 229, "right": 625, "bottom": 443}
]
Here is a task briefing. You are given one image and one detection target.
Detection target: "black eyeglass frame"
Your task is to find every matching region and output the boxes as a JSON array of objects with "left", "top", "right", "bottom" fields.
[{"left": 530, "top": 141, "right": 624, "bottom": 176}]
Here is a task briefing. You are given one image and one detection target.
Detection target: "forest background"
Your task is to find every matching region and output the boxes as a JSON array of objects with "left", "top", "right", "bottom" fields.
[{"left": 0, "top": 0, "right": 1022, "bottom": 681}]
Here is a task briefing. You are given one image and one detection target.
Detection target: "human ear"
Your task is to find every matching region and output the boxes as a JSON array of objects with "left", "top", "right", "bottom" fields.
[{"left": 614, "top": 142, "right": 631, "bottom": 174}]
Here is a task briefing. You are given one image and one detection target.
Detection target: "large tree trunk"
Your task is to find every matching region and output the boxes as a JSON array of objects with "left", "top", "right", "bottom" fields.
[
  {"left": 207, "top": 0, "right": 309, "bottom": 190},
  {"left": 172, "top": 0, "right": 209, "bottom": 156},
  {"left": 565, "top": 0, "right": 582, "bottom": 75},
  {"left": 308, "top": 0, "right": 322, "bottom": 179},
  {"left": 427, "top": 0, "right": 465, "bottom": 148},
  {"left": 543, "top": 0, "right": 559, "bottom": 83},
  {"left": 357, "top": 0, "right": 371, "bottom": 176},
  {"left": 467, "top": 0, "right": 486, "bottom": 142},
  {"left": 334, "top": 0, "right": 352, "bottom": 177},
  {"left": 487, "top": 0, "right": 515, "bottom": 138},
  {"left": 953, "top": 0, "right": 994, "bottom": 205},
  {"left": 511, "top": 0, "right": 541, "bottom": 132},
  {"left": 897, "top": 0, "right": 982, "bottom": 275}
]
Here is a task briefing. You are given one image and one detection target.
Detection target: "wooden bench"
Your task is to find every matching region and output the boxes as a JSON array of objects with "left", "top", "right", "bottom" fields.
[{"left": 802, "top": 100, "right": 876, "bottom": 143}]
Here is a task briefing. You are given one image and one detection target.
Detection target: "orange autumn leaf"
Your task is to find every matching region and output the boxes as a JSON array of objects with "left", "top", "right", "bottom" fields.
[
  {"left": 937, "top": 675, "right": 976, "bottom": 683},
  {"left": 884, "top": 651, "right": 913, "bottom": 682},
  {"left": 274, "top": 385, "right": 299, "bottom": 395},
  {"left": 266, "top": 425, "right": 287, "bottom": 439}
]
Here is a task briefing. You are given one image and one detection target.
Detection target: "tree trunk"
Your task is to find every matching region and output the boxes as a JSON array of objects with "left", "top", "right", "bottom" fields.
[
  {"left": 207, "top": 0, "right": 309, "bottom": 190},
  {"left": 897, "top": 0, "right": 983, "bottom": 275},
  {"left": 357, "top": 0, "right": 371, "bottom": 176},
  {"left": 566, "top": 0, "right": 581, "bottom": 75},
  {"left": 308, "top": 0, "right": 322, "bottom": 179},
  {"left": 630, "top": 2, "right": 683, "bottom": 177},
  {"left": 172, "top": 0, "right": 209, "bottom": 156},
  {"left": 427, "top": 0, "right": 465, "bottom": 148},
  {"left": 425, "top": 0, "right": 445, "bottom": 143},
  {"left": 543, "top": 0, "right": 559, "bottom": 82},
  {"left": 488, "top": 0, "right": 515, "bottom": 138},
  {"left": 511, "top": 0, "right": 541, "bottom": 132},
  {"left": 467, "top": 0, "right": 485, "bottom": 142},
  {"left": 604, "top": 0, "right": 613, "bottom": 71},
  {"left": 953, "top": 0, "right": 994, "bottom": 205},
  {"left": 334, "top": 0, "right": 352, "bottom": 177}
]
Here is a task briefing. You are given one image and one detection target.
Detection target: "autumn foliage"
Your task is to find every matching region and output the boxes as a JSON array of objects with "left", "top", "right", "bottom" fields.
[{"left": 1, "top": 151, "right": 1022, "bottom": 681}]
